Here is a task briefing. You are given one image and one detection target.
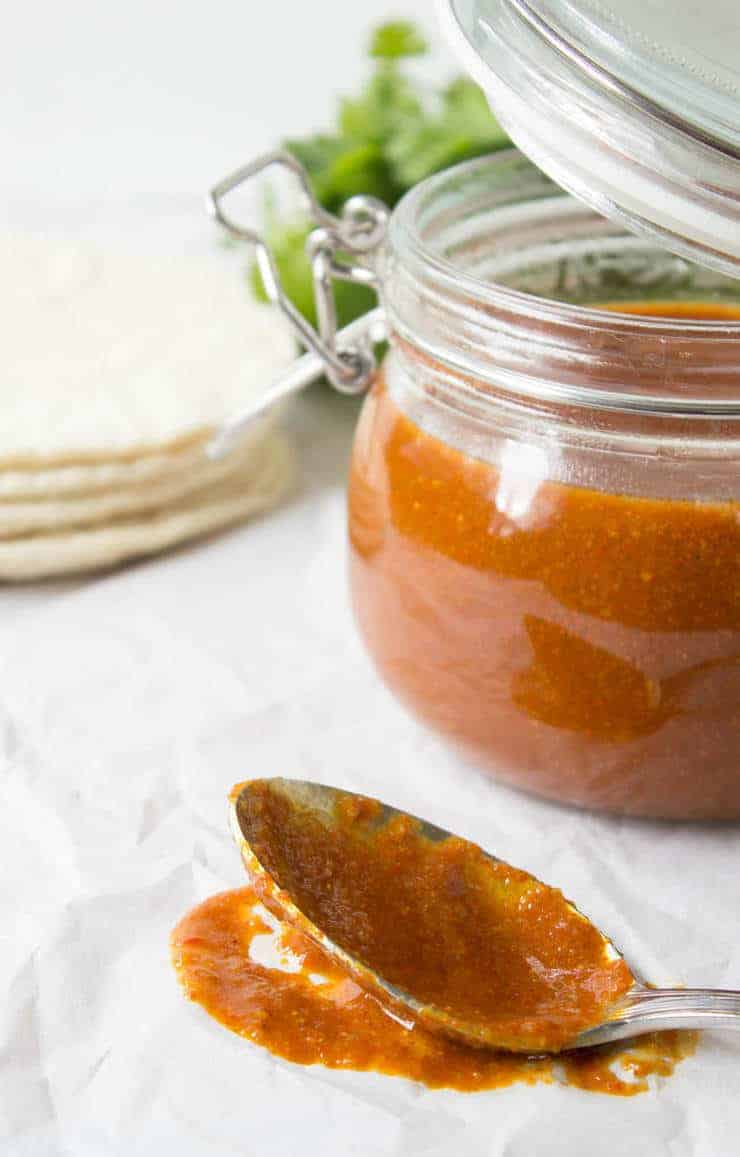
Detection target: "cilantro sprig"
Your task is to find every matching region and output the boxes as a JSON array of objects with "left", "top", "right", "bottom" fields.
[{"left": 251, "top": 20, "right": 509, "bottom": 330}]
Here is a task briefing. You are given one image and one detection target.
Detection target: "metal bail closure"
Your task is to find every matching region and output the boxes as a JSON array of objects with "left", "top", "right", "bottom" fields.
[{"left": 209, "top": 150, "right": 389, "bottom": 395}]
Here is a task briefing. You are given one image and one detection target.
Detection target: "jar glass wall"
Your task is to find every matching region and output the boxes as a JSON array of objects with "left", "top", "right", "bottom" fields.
[{"left": 348, "top": 154, "right": 740, "bottom": 819}]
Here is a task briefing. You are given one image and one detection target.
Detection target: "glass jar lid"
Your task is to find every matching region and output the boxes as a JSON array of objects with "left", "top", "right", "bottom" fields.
[{"left": 439, "top": 0, "right": 740, "bottom": 277}]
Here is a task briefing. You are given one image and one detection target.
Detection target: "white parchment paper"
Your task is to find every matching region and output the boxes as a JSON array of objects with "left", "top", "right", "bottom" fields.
[{"left": 1, "top": 392, "right": 739, "bottom": 1157}]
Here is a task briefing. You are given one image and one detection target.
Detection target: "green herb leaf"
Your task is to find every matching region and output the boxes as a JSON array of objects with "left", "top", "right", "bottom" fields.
[
  {"left": 369, "top": 21, "right": 428, "bottom": 60},
  {"left": 250, "top": 21, "right": 510, "bottom": 336},
  {"left": 339, "top": 68, "right": 424, "bottom": 151},
  {"left": 443, "top": 77, "right": 508, "bottom": 143},
  {"left": 285, "top": 135, "right": 399, "bottom": 213},
  {"left": 387, "top": 78, "right": 509, "bottom": 187}
]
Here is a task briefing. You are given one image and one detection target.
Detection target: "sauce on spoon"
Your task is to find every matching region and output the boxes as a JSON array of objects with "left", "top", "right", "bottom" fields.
[
  {"left": 171, "top": 781, "right": 696, "bottom": 1094},
  {"left": 232, "top": 779, "right": 633, "bottom": 1053}
]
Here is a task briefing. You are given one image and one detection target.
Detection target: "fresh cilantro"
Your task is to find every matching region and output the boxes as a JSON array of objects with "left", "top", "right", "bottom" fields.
[
  {"left": 251, "top": 21, "right": 510, "bottom": 332},
  {"left": 369, "top": 21, "right": 428, "bottom": 60},
  {"left": 387, "top": 78, "right": 510, "bottom": 188},
  {"left": 339, "top": 68, "right": 424, "bottom": 153},
  {"left": 285, "top": 136, "right": 400, "bottom": 215}
]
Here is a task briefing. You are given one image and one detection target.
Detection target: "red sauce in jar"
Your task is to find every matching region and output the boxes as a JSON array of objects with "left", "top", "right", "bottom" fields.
[{"left": 348, "top": 303, "right": 740, "bottom": 818}]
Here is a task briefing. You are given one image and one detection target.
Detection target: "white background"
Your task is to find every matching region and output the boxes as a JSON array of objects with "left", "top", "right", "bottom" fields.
[
  {"left": 2, "top": 3, "right": 740, "bottom": 1156},
  {"left": 2, "top": 0, "right": 438, "bottom": 245}
]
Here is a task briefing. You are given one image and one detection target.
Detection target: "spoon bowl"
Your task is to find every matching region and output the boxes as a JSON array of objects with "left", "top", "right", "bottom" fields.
[{"left": 230, "top": 778, "right": 740, "bottom": 1053}]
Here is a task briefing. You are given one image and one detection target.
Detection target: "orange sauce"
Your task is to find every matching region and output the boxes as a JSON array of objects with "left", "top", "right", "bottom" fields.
[
  {"left": 234, "top": 780, "right": 633, "bottom": 1053},
  {"left": 171, "top": 886, "right": 695, "bottom": 1095},
  {"left": 348, "top": 303, "right": 740, "bottom": 818}
]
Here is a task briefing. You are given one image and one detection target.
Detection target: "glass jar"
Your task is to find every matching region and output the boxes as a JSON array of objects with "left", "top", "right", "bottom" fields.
[{"left": 347, "top": 153, "right": 740, "bottom": 820}]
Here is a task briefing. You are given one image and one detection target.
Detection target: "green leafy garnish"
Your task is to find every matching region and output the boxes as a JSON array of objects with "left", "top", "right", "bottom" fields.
[
  {"left": 369, "top": 20, "right": 428, "bottom": 60},
  {"left": 252, "top": 21, "right": 509, "bottom": 330},
  {"left": 387, "top": 78, "right": 510, "bottom": 188}
]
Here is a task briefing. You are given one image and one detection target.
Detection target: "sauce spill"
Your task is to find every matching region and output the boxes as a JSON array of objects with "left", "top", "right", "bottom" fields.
[{"left": 171, "top": 887, "right": 696, "bottom": 1095}]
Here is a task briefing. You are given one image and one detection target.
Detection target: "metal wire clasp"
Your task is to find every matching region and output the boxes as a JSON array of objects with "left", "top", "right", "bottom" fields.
[{"left": 209, "top": 150, "right": 389, "bottom": 394}]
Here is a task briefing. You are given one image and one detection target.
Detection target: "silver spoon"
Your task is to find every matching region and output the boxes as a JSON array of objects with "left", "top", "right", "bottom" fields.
[{"left": 230, "top": 778, "right": 740, "bottom": 1052}]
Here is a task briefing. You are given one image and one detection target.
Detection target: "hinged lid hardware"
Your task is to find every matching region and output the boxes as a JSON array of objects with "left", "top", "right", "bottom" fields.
[{"left": 210, "top": 151, "right": 389, "bottom": 395}]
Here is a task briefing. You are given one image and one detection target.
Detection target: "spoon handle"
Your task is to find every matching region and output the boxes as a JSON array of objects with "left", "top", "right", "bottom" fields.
[{"left": 574, "top": 987, "right": 740, "bottom": 1048}]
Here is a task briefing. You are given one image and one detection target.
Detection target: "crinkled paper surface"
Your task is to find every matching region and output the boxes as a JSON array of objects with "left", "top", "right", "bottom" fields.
[{"left": 2, "top": 392, "right": 739, "bottom": 1157}]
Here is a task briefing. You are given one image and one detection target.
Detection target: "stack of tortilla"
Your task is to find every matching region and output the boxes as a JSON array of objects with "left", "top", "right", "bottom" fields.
[{"left": 1, "top": 233, "right": 296, "bottom": 581}]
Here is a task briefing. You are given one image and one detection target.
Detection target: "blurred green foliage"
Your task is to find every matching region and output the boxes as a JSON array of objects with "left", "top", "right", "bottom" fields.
[{"left": 251, "top": 21, "right": 510, "bottom": 331}]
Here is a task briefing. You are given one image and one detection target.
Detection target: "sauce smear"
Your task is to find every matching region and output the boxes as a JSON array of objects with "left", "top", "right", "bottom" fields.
[{"left": 171, "top": 886, "right": 695, "bottom": 1095}]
